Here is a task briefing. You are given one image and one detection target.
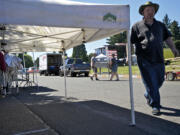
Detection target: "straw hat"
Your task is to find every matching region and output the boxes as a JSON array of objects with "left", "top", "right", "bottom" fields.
[{"left": 139, "top": 1, "right": 159, "bottom": 15}]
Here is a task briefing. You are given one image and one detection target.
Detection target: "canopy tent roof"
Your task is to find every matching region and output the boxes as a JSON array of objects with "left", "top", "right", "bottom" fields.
[
  {"left": 0, "top": 0, "right": 130, "bottom": 52},
  {"left": 96, "top": 53, "right": 107, "bottom": 59}
]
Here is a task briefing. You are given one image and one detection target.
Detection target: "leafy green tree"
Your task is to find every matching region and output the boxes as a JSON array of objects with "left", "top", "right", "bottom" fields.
[
  {"left": 170, "top": 20, "right": 180, "bottom": 41},
  {"left": 18, "top": 53, "right": 33, "bottom": 68},
  {"left": 163, "top": 14, "right": 171, "bottom": 29},
  {"left": 88, "top": 53, "right": 94, "bottom": 63},
  {"left": 106, "top": 31, "right": 127, "bottom": 45},
  {"left": 35, "top": 57, "right": 39, "bottom": 67},
  {"left": 72, "top": 44, "right": 88, "bottom": 62},
  {"left": 25, "top": 54, "right": 34, "bottom": 68},
  {"left": 106, "top": 31, "right": 127, "bottom": 58}
]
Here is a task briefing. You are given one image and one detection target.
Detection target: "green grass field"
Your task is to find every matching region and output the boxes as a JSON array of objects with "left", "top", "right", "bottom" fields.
[
  {"left": 91, "top": 48, "right": 180, "bottom": 75},
  {"left": 93, "top": 61, "right": 180, "bottom": 75},
  {"left": 94, "top": 66, "right": 140, "bottom": 75},
  {"left": 163, "top": 48, "right": 174, "bottom": 59}
]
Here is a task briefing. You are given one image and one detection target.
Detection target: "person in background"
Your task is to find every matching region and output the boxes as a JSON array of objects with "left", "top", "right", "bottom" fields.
[
  {"left": 130, "top": 1, "right": 179, "bottom": 115},
  {"left": 90, "top": 53, "right": 99, "bottom": 80},
  {"left": 0, "top": 50, "right": 6, "bottom": 96},
  {"left": 110, "top": 54, "right": 119, "bottom": 81}
]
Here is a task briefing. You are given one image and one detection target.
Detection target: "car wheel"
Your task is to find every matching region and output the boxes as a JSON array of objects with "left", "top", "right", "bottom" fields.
[
  {"left": 40, "top": 72, "right": 42, "bottom": 76},
  {"left": 85, "top": 72, "right": 89, "bottom": 77},
  {"left": 167, "top": 72, "right": 175, "bottom": 81},
  {"left": 71, "top": 72, "right": 76, "bottom": 77},
  {"left": 59, "top": 70, "right": 64, "bottom": 77},
  {"left": 45, "top": 71, "right": 49, "bottom": 76}
]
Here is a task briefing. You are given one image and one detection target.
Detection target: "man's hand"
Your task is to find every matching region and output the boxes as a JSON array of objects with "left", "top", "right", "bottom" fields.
[
  {"left": 165, "top": 37, "right": 180, "bottom": 57},
  {"left": 172, "top": 48, "right": 180, "bottom": 57}
]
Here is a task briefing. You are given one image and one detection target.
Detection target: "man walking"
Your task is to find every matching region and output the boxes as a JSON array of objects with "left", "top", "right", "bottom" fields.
[
  {"left": 90, "top": 53, "right": 99, "bottom": 80},
  {"left": 110, "top": 54, "right": 119, "bottom": 81},
  {"left": 130, "top": 1, "right": 179, "bottom": 115}
]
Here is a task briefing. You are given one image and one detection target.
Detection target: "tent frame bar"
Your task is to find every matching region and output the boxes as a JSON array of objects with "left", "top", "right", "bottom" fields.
[
  {"left": 6, "top": 28, "right": 81, "bottom": 44},
  {"left": 127, "top": 30, "right": 136, "bottom": 126}
]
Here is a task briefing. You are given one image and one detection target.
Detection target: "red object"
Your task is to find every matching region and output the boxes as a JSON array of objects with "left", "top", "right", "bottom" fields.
[
  {"left": 166, "top": 71, "right": 180, "bottom": 81},
  {"left": 27, "top": 67, "right": 39, "bottom": 73},
  {"left": 0, "top": 52, "right": 6, "bottom": 71},
  {"left": 106, "top": 50, "right": 117, "bottom": 58}
]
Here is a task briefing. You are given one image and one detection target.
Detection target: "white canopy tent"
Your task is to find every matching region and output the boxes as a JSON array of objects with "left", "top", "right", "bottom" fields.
[
  {"left": 96, "top": 53, "right": 107, "bottom": 59},
  {"left": 0, "top": 0, "right": 135, "bottom": 125},
  {"left": 0, "top": 0, "right": 130, "bottom": 52}
]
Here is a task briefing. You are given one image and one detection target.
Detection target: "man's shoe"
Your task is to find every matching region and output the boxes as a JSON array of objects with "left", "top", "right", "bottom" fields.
[
  {"left": 90, "top": 76, "right": 93, "bottom": 80},
  {"left": 96, "top": 78, "right": 99, "bottom": 80},
  {"left": 152, "top": 107, "right": 160, "bottom": 115},
  {"left": 144, "top": 94, "right": 152, "bottom": 107}
]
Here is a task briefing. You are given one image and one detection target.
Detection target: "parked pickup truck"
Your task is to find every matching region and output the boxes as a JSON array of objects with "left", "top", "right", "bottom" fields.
[{"left": 59, "top": 58, "right": 90, "bottom": 77}]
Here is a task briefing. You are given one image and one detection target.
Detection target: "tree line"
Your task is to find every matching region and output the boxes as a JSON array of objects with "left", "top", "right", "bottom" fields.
[{"left": 163, "top": 14, "right": 180, "bottom": 51}]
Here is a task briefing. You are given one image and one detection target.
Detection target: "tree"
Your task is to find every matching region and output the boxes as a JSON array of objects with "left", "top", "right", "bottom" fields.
[
  {"left": 18, "top": 53, "right": 33, "bottom": 68},
  {"left": 35, "top": 57, "right": 39, "bottom": 67},
  {"left": 72, "top": 44, "right": 88, "bottom": 62},
  {"left": 88, "top": 53, "right": 94, "bottom": 63},
  {"left": 106, "top": 31, "right": 127, "bottom": 45},
  {"left": 163, "top": 14, "right": 171, "bottom": 29},
  {"left": 106, "top": 31, "right": 127, "bottom": 58},
  {"left": 170, "top": 20, "right": 180, "bottom": 41}
]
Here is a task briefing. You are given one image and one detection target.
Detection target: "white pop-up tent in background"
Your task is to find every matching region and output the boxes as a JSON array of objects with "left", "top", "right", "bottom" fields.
[{"left": 0, "top": 0, "right": 135, "bottom": 125}]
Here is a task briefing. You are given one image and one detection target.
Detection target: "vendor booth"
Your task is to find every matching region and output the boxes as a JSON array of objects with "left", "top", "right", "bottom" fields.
[{"left": 0, "top": 0, "right": 135, "bottom": 125}]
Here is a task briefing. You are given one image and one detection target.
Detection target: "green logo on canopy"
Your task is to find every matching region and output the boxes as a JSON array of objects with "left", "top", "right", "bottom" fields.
[{"left": 103, "top": 13, "right": 116, "bottom": 23}]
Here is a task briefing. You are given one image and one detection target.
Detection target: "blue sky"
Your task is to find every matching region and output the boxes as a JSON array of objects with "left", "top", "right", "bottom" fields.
[
  {"left": 31, "top": 0, "right": 180, "bottom": 59},
  {"left": 67, "top": 0, "right": 180, "bottom": 56}
]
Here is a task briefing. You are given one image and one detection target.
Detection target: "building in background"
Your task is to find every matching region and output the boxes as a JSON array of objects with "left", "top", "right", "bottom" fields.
[{"left": 95, "top": 43, "right": 126, "bottom": 59}]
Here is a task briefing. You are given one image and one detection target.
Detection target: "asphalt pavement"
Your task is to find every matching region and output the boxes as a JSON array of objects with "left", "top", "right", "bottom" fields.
[{"left": 0, "top": 75, "right": 180, "bottom": 135}]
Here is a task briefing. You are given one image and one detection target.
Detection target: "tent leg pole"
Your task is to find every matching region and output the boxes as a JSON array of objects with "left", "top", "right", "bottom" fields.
[
  {"left": 127, "top": 30, "right": 136, "bottom": 126},
  {"left": 23, "top": 52, "right": 26, "bottom": 72},
  {"left": 22, "top": 53, "right": 27, "bottom": 87},
  {"left": 32, "top": 51, "right": 39, "bottom": 90},
  {"left": 16, "top": 79, "right": 19, "bottom": 93},
  {"left": 3, "top": 72, "right": 6, "bottom": 96},
  {"left": 63, "top": 49, "right": 67, "bottom": 99},
  {"left": 35, "top": 64, "right": 39, "bottom": 91},
  {"left": 32, "top": 52, "right": 35, "bottom": 83}
]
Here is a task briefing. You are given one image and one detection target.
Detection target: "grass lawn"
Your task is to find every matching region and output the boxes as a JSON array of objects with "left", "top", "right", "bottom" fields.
[
  {"left": 94, "top": 66, "right": 140, "bottom": 75},
  {"left": 165, "top": 57, "right": 180, "bottom": 72},
  {"left": 93, "top": 58, "right": 180, "bottom": 75},
  {"left": 163, "top": 48, "right": 174, "bottom": 59}
]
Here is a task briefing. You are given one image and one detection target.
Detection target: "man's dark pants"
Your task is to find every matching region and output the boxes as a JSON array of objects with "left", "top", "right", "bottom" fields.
[{"left": 137, "top": 57, "right": 165, "bottom": 109}]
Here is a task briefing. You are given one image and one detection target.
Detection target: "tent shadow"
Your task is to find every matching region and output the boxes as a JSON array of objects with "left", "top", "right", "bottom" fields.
[
  {"left": 15, "top": 86, "right": 78, "bottom": 105},
  {"left": 13, "top": 87, "right": 180, "bottom": 135}
]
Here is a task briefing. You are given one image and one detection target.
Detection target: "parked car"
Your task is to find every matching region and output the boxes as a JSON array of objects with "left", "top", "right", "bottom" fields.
[
  {"left": 27, "top": 67, "right": 39, "bottom": 73},
  {"left": 18, "top": 68, "right": 28, "bottom": 74},
  {"left": 166, "top": 71, "right": 180, "bottom": 81},
  {"left": 59, "top": 58, "right": 90, "bottom": 77}
]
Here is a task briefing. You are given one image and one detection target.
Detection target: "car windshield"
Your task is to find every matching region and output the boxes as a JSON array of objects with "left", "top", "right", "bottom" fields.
[
  {"left": 75, "top": 59, "right": 83, "bottom": 64},
  {"left": 65, "top": 59, "right": 83, "bottom": 64},
  {"left": 66, "top": 59, "right": 74, "bottom": 64}
]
